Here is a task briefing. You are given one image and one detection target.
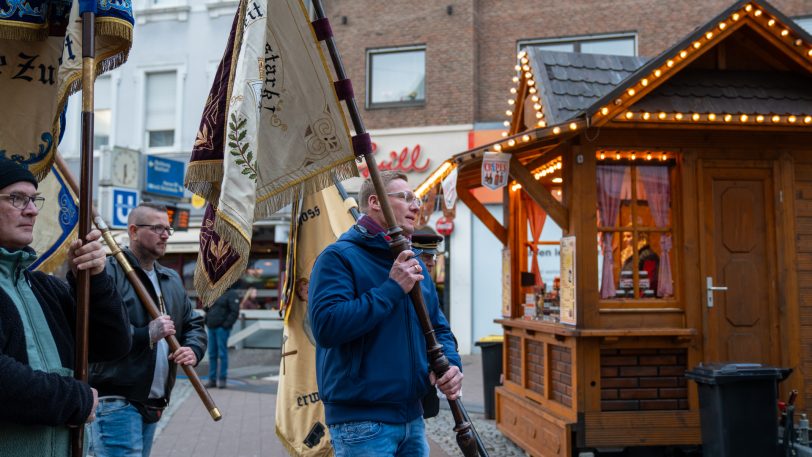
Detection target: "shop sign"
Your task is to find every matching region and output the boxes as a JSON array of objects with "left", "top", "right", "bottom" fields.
[
  {"left": 436, "top": 217, "right": 454, "bottom": 236},
  {"left": 559, "top": 236, "right": 577, "bottom": 325},
  {"left": 358, "top": 143, "right": 431, "bottom": 178},
  {"left": 481, "top": 151, "right": 510, "bottom": 190}
]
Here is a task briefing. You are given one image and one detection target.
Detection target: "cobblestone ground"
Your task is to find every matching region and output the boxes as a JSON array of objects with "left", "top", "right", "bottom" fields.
[{"left": 425, "top": 412, "right": 528, "bottom": 457}]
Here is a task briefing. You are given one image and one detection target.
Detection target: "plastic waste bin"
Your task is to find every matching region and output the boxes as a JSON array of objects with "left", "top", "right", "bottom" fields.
[
  {"left": 686, "top": 363, "right": 791, "bottom": 457},
  {"left": 475, "top": 335, "right": 504, "bottom": 420}
]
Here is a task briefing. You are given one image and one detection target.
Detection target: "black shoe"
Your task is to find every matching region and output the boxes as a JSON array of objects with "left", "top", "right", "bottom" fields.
[
  {"left": 218, "top": 379, "right": 227, "bottom": 389},
  {"left": 205, "top": 380, "right": 217, "bottom": 388}
]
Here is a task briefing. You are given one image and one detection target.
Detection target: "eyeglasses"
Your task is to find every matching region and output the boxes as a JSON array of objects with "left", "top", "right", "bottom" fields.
[
  {"left": 386, "top": 191, "right": 422, "bottom": 208},
  {"left": 135, "top": 224, "right": 174, "bottom": 236},
  {"left": 0, "top": 193, "right": 45, "bottom": 210}
]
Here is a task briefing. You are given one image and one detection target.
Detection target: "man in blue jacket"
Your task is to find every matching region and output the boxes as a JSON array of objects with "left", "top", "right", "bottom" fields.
[{"left": 309, "top": 171, "right": 462, "bottom": 457}]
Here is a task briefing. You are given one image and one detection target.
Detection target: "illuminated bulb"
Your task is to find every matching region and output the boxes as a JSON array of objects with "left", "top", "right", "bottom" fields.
[
  {"left": 724, "top": 114, "right": 733, "bottom": 122},
  {"left": 569, "top": 122, "right": 578, "bottom": 130},
  {"left": 627, "top": 88, "right": 636, "bottom": 96},
  {"left": 522, "top": 65, "right": 530, "bottom": 71},
  {"left": 658, "top": 112, "right": 667, "bottom": 120},
  {"left": 654, "top": 69, "right": 662, "bottom": 77},
  {"left": 641, "top": 78, "right": 649, "bottom": 86},
  {"left": 601, "top": 107, "right": 609, "bottom": 115},
  {"left": 527, "top": 79, "right": 535, "bottom": 86},
  {"left": 754, "top": 10, "right": 762, "bottom": 16},
  {"left": 667, "top": 59, "right": 675, "bottom": 67},
  {"left": 708, "top": 113, "right": 717, "bottom": 121},
  {"left": 615, "top": 153, "right": 621, "bottom": 160},
  {"left": 553, "top": 126, "right": 561, "bottom": 135},
  {"left": 772, "top": 115, "right": 781, "bottom": 123},
  {"left": 518, "top": 50, "right": 526, "bottom": 58},
  {"left": 625, "top": 111, "right": 634, "bottom": 119},
  {"left": 514, "top": 65, "right": 521, "bottom": 71},
  {"left": 557, "top": 162, "right": 562, "bottom": 169},
  {"left": 507, "top": 139, "right": 516, "bottom": 146},
  {"left": 646, "top": 153, "right": 652, "bottom": 160},
  {"left": 781, "top": 30, "right": 789, "bottom": 37},
  {"left": 796, "top": 39, "right": 803, "bottom": 46},
  {"left": 692, "top": 113, "right": 700, "bottom": 121},
  {"left": 528, "top": 87, "right": 537, "bottom": 94},
  {"left": 556, "top": 190, "right": 562, "bottom": 197},
  {"left": 789, "top": 115, "right": 797, "bottom": 123},
  {"left": 534, "top": 173, "right": 542, "bottom": 180},
  {"left": 521, "top": 57, "right": 528, "bottom": 64},
  {"left": 706, "top": 32, "right": 714, "bottom": 39},
  {"left": 745, "top": 4, "right": 752, "bottom": 11},
  {"left": 512, "top": 76, "right": 519, "bottom": 83},
  {"left": 719, "top": 22, "right": 727, "bottom": 30},
  {"left": 537, "top": 120, "right": 546, "bottom": 127},
  {"left": 494, "top": 144, "right": 502, "bottom": 152},
  {"left": 525, "top": 72, "right": 532, "bottom": 79},
  {"left": 503, "top": 121, "right": 510, "bottom": 127},
  {"left": 522, "top": 134, "right": 530, "bottom": 142},
  {"left": 693, "top": 41, "right": 701, "bottom": 49},
  {"left": 536, "top": 112, "right": 544, "bottom": 119},
  {"left": 534, "top": 103, "right": 542, "bottom": 110},
  {"left": 808, "top": 49, "right": 812, "bottom": 57},
  {"left": 756, "top": 115, "right": 764, "bottom": 123},
  {"left": 661, "top": 153, "right": 667, "bottom": 161},
  {"left": 768, "top": 19, "right": 775, "bottom": 27},
  {"left": 506, "top": 110, "right": 513, "bottom": 116},
  {"left": 642, "top": 112, "right": 651, "bottom": 120},
  {"left": 510, "top": 87, "right": 517, "bottom": 94},
  {"left": 732, "top": 13, "right": 740, "bottom": 21},
  {"left": 740, "top": 114, "right": 749, "bottom": 122},
  {"left": 631, "top": 153, "right": 636, "bottom": 160},
  {"left": 600, "top": 152, "right": 606, "bottom": 160},
  {"left": 510, "top": 183, "right": 522, "bottom": 192},
  {"left": 675, "top": 113, "right": 683, "bottom": 120},
  {"left": 552, "top": 177, "right": 563, "bottom": 183},
  {"left": 531, "top": 95, "right": 539, "bottom": 102},
  {"left": 805, "top": 116, "right": 812, "bottom": 124},
  {"left": 501, "top": 131, "right": 508, "bottom": 137},
  {"left": 508, "top": 99, "right": 515, "bottom": 105},
  {"left": 680, "top": 50, "right": 688, "bottom": 58}
]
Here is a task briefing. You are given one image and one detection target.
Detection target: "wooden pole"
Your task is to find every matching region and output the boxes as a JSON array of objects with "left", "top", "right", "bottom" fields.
[
  {"left": 55, "top": 154, "right": 222, "bottom": 422},
  {"left": 311, "top": 2, "right": 483, "bottom": 455}
]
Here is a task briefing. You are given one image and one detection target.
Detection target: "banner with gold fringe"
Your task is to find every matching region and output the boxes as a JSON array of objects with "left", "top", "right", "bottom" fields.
[
  {"left": 275, "top": 185, "right": 355, "bottom": 456},
  {"left": 186, "top": 0, "right": 357, "bottom": 305}
]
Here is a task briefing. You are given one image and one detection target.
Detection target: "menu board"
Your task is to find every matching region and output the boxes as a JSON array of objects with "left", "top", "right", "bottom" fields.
[{"left": 559, "top": 236, "right": 577, "bottom": 325}]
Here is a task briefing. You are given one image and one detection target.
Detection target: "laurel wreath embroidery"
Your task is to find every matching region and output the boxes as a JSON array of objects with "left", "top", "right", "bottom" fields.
[{"left": 228, "top": 113, "right": 257, "bottom": 181}]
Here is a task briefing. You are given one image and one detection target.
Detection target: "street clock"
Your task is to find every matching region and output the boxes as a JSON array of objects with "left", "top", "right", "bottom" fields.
[{"left": 101, "top": 147, "right": 141, "bottom": 189}]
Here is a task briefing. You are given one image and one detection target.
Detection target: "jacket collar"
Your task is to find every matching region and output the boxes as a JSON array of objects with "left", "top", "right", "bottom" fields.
[{"left": 122, "top": 247, "right": 172, "bottom": 278}]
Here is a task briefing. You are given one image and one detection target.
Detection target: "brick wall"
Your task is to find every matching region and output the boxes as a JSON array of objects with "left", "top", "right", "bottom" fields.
[
  {"left": 551, "top": 345, "right": 573, "bottom": 407},
  {"left": 527, "top": 339, "right": 545, "bottom": 396},
  {"left": 795, "top": 162, "right": 812, "bottom": 410},
  {"left": 325, "top": 0, "right": 811, "bottom": 129},
  {"left": 600, "top": 348, "right": 688, "bottom": 411},
  {"left": 507, "top": 334, "right": 522, "bottom": 384}
]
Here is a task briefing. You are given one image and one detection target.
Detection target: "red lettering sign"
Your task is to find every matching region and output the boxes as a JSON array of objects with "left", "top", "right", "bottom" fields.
[{"left": 359, "top": 143, "right": 431, "bottom": 178}]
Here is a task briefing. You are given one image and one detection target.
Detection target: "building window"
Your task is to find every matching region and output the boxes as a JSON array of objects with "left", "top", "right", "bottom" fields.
[
  {"left": 519, "top": 33, "right": 637, "bottom": 56},
  {"left": 94, "top": 75, "right": 112, "bottom": 148},
  {"left": 596, "top": 162, "right": 674, "bottom": 300},
  {"left": 145, "top": 71, "right": 177, "bottom": 149},
  {"left": 795, "top": 16, "right": 812, "bottom": 34},
  {"left": 367, "top": 46, "right": 425, "bottom": 108}
]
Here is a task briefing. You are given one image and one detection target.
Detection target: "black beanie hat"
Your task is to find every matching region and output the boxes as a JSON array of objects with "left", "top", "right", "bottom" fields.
[{"left": 0, "top": 158, "right": 38, "bottom": 190}]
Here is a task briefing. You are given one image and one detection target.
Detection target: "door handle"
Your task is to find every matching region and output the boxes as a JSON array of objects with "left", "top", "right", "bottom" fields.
[{"left": 706, "top": 276, "right": 728, "bottom": 308}]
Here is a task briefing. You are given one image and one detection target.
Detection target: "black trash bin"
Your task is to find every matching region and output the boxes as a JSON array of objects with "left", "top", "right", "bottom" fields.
[
  {"left": 475, "top": 335, "right": 504, "bottom": 420},
  {"left": 686, "top": 363, "right": 791, "bottom": 457}
]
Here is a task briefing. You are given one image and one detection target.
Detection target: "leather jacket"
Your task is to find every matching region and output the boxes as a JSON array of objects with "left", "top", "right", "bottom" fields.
[{"left": 89, "top": 248, "right": 206, "bottom": 402}]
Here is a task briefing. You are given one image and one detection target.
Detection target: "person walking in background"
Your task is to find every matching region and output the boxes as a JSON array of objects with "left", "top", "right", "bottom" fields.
[
  {"left": 0, "top": 158, "right": 131, "bottom": 456},
  {"left": 89, "top": 202, "right": 206, "bottom": 457},
  {"left": 205, "top": 283, "right": 240, "bottom": 389},
  {"left": 309, "top": 171, "right": 463, "bottom": 457}
]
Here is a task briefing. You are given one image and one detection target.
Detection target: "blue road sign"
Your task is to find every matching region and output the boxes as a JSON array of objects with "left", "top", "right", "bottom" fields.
[
  {"left": 145, "top": 155, "right": 186, "bottom": 198},
  {"left": 110, "top": 187, "right": 140, "bottom": 229}
]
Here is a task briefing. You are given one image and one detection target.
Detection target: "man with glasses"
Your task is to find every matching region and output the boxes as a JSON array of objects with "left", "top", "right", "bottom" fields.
[
  {"left": 89, "top": 202, "right": 206, "bottom": 457},
  {"left": 0, "top": 158, "right": 131, "bottom": 456},
  {"left": 309, "top": 171, "right": 462, "bottom": 456}
]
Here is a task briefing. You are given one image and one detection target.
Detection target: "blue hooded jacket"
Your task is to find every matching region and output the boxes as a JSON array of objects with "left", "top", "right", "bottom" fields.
[{"left": 309, "top": 225, "right": 461, "bottom": 426}]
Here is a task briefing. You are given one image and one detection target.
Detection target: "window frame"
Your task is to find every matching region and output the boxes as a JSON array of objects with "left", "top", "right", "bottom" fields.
[
  {"left": 366, "top": 45, "right": 427, "bottom": 109},
  {"left": 517, "top": 32, "right": 638, "bottom": 56},
  {"left": 596, "top": 158, "right": 678, "bottom": 304},
  {"left": 138, "top": 65, "right": 185, "bottom": 154}
]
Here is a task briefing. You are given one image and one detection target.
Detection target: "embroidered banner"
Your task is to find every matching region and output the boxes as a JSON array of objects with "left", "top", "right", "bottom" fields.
[
  {"left": 0, "top": 0, "right": 133, "bottom": 179},
  {"left": 30, "top": 161, "right": 79, "bottom": 273},
  {"left": 186, "top": 0, "right": 357, "bottom": 304}
]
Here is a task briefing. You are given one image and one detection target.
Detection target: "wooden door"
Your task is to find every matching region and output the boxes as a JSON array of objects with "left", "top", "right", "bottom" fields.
[{"left": 701, "top": 165, "right": 779, "bottom": 364}]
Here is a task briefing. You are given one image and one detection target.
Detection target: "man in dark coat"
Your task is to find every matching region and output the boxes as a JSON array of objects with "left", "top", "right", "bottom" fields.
[{"left": 205, "top": 284, "right": 241, "bottom": 388}]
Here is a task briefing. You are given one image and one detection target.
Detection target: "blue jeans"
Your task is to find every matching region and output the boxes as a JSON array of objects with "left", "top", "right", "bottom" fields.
[
  {"left": 89, "top": 398, "right": 158, "bottom": 457},
  {"left": 207, "top": 326, "right": 231, "bottom": 382},
  {"left": 329, "top": 417, "right": 429, "bottom": 457}
]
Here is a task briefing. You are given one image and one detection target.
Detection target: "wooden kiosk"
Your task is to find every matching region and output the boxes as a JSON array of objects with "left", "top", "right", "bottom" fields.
[{"left": 415, "top": 1, "right": 812, "bottom": 455}]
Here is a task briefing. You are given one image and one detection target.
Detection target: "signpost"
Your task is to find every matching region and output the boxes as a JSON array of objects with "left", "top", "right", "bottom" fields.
[
  {"left": 436, "top": 216, "right": 454, "bottom": 236},
  {"left": 145, "top": 155, "right": 186, "bottom": 198}
]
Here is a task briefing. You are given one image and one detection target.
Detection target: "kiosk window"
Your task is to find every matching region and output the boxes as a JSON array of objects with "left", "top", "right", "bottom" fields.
[{"left": 597, "top": 164, "right": 674, "bottom": 299}]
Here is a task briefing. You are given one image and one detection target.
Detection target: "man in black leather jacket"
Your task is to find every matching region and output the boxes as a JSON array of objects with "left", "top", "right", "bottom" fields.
[{"left": 89, "top": 202, "right": 206, "bottom": 457}]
